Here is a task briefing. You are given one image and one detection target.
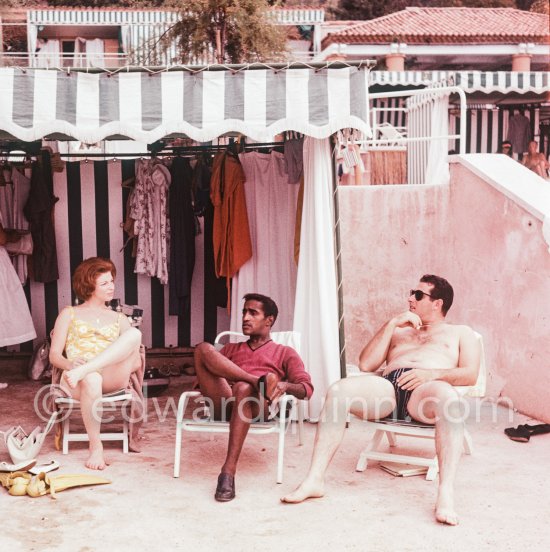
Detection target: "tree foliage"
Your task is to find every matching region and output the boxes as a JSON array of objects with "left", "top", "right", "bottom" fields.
[{"left": 162, "top": 0, "right": 288, "bottom": 64}]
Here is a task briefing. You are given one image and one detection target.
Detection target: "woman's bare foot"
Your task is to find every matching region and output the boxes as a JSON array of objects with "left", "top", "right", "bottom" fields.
[
  {"left": 281, "top": 477, "right": 325, "bottom": 504},
  {"left": 64, "top": 366, "right": 88, "bottom": 389},
  {"left": 86, "top": 446, "right": 106, "bottom": 470},
  {"left": 435, "top": 487, "right": 458, "bottom": 526}
]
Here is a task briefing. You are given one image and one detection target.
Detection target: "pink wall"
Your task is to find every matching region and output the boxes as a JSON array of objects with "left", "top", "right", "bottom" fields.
[{"left": 339, "top": 158, "right": 550, "bottom": 422}]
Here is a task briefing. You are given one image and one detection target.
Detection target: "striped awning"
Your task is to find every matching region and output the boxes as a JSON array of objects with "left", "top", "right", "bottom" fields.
[
  {"left": 370, "top": 71, "right": 550, "bottom": 94},
  {"left": 0, "top": 66, "right": 370, "bottom": 143}
]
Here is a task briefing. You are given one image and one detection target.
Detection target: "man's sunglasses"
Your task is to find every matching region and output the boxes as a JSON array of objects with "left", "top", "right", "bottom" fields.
[{"left": 409, "top": 289, "right": 434, "bottom": 301}]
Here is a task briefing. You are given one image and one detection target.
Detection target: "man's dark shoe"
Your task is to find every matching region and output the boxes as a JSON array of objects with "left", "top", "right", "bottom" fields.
[{"left": 215, "top": 472, "right": 235, "bottom": 502}]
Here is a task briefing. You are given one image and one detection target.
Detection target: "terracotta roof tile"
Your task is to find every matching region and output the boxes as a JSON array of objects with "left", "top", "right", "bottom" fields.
[{"left": 322, "top": 7, "right": 550, "bottom": 47}]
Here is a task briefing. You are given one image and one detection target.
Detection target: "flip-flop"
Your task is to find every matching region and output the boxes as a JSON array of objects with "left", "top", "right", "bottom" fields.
[
  {"left": 504, "top": 424, "right": 550, "bottom": 443},
  {"left": 0, "top": 459, "right": 37, "bottom": 472},
  {"left": 504, "top": 425, "right": 530, "bottom": 442},
  {"left": 528, "top": 423, "right": 550, "bottom": 436},
  {"left": 29, "top": 460, "right": 60, "bottom": 475}
]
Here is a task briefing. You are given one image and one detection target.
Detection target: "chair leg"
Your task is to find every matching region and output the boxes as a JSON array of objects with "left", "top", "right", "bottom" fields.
[
  {"left": 386, "top": 432, "right": 397, "bottom": 447},
  {"left": 463, "top": 427, "right": 473, "bottom": 455},
  {"left": 426, "top": 459, "right": 439, "bottom": 481},
  {"left": 356, "top": 430, "right": 384, "bottom": 472},
  {"left": 297, "top": 401, "right": 304, "bottom": 446},
  {"left": 122, "top": 418, "right": 129, "bottom": 454},
  {"left": 173, "top": 393, "right": 187, "bottom": 478},
  {"left": 276, "top": 422, "right": 286, "bottom": 484},
  {"left": 62, "top": 416, "right": 69, "bottom": 455},
  {"left": 173, "top": 424, "right": 182, "bottom": 478}
]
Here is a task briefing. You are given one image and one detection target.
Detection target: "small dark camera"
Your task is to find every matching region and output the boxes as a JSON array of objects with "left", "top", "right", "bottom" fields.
[{"left": 109, "top": 298, "right": 122, "bottom": 311}]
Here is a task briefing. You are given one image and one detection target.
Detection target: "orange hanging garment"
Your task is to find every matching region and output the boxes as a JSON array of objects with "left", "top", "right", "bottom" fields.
[{"left": 210, "top": 152, "right": 252, "bottom": 310}]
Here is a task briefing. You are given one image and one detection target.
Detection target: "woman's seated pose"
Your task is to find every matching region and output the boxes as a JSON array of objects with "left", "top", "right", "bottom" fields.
[{"left": 50, "top": 257, "right": 142, "bottom": 470}]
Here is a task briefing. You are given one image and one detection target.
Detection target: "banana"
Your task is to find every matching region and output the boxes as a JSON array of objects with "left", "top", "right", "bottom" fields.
[
  {"left": 26, "top": 472, "right": 111, "bottom": 499},
  {"left": 1, "top": 471, "right": 32, "bottom": 496}
]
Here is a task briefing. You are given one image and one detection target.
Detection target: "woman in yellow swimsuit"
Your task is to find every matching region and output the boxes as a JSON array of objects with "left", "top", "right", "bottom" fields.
[{"left": 50, "top": 257, "right": 142, "bottom": 470}]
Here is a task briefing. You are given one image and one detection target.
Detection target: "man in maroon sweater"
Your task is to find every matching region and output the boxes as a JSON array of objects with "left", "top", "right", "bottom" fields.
[{"left": 194, "top": 293, "right": 313, "bottom": 502}]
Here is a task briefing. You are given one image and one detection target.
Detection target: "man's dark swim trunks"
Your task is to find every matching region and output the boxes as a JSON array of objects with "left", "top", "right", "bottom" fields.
[{"left": 382, "top": 367, "right": 415, "bottom": 421}]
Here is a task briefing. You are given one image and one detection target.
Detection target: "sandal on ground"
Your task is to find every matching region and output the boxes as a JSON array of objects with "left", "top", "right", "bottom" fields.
[
  {"left": 504, "top": 424, "right": 550, "bottom": 442},
  {"left": 0, "top": 459, "right": 37, "bottom": 473},
  {"left": 28, "top": 460, "right": 60, "bottom": 475}
]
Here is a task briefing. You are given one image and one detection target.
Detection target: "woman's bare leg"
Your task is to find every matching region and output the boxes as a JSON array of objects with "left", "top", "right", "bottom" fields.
[
  {"left": 60, "top": 372, "right": 107, "bottom": 470},
  {"left": 60, "top": 329, "right": 142, "bottom": 468},
  {"left": 64, "top": 328, "right": 142, "bottom": 388}
]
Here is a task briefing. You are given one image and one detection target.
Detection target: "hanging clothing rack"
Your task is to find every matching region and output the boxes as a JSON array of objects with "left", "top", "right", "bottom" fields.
[{"left": 0, "top": 142, "right": 285, "bottom": 159}]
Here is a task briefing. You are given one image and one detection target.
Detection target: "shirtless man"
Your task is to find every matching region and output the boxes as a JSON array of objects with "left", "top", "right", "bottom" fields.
[
  {"left": 522, "top": 140, "right": 550, "bottom": 178},
  {"left": 282, "top": 275, "right": 480, "bottom": 526}
]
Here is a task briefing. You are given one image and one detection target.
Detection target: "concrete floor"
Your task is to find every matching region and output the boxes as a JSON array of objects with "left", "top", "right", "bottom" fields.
[{"left": 1, "top": 368, "right": 549, "bottom": 552}]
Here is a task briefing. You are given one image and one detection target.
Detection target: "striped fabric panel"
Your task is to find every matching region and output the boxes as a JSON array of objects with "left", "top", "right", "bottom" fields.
[
  {"left": 372, "top": 95, "right": 542, "bottom": 159},
  {"left": 369, "top": 71, "right": 550, "bottom": 94},
  {"left": 3, "top": 67, "right": 547, "bottom": 145},
  {"left": 456, "top": 71, "right": 550, "bottom": 94},
  {"left": 0, "top": 67, "right": 372, "bottom": 144},
  {"left": 449, "top": 106, "right": 541, "bottom": 155},
  {"left": 371, "top": 97, "right": 407, "bottom": 129},
  {"left": 3, "top": 161, "right": 227, "bottom": 352}
]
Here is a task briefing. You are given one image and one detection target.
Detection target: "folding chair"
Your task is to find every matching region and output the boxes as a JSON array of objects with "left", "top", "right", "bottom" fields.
[
  {"left": 353, "top": 332, "right": 486, "bottom": 481},
  {"left": 50, "top": 312, "right": 145, "bottom": 455},
  {"left": 55, "top": 390, "right": 133, "bottom": 454},
  {"left": 173, "top": 331, "right": 305, "bottom": 484}
]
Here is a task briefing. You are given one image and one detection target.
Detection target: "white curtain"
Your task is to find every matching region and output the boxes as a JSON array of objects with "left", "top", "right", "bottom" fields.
[
  {"left": 35, "top": 39, "right": 60, "bottom": 68},
  {"left": 28, "top": 26, "right": 38, "bottom": 68},
  {"left": 73, "top": 37, "right": 87, "bottom": 68},
  {"left": 425, "top": 93, "right": 450, "bottom": 186},
  {"left": 72, "top": 38, "right": 104, "bottom": 68},
  {"left": 293, "top": 137, "right": 341, "bottom": 421},
  {"left": 120, "top": 25, "right": 130, "bottom": 54},
  {"left": 85, "top": 38, "right": 105, "bottom": 68}
]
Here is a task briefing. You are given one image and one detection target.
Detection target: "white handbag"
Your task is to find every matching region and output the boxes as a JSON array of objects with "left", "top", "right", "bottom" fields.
[{"left": 1, "top": 412, "right": 57, "bottom": 464}]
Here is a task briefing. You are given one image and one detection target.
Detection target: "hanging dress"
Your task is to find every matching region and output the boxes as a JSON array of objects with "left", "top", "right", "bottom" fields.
[
  {"left": 168, "top": 157, "right": 196, "bottom": 316},
  {"left": 230, "top": 151, "right": 299, "bottom": 332},
  {"left": 0, "top": 212, "right": 37, "bottom": 347},
  {"left": 10, "top": 167, "right": 32, "bottom": 284},
  {"left": 130, "top": 159, "right": 171, "bottom": 284}
]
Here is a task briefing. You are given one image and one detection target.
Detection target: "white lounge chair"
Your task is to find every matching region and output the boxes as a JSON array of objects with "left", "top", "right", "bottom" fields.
[
  {"left": 352, "top": 332, "right": 486, "bottom": 481},
  {"left": 173, "top": 331, "right": 305, "bottom": 484}
]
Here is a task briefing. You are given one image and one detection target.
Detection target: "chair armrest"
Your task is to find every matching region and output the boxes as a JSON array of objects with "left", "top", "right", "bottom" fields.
[
  {"left": 214, "top": 331, "right": 246, "bottom": 345},
  {"left": 176, "top": 390, "right": 202, "bottom": 422}
]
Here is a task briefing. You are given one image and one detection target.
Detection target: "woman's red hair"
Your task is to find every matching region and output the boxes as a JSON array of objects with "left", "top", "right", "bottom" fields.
[{"left": 72, "top": 257, "right": 116, "bottom": 302}]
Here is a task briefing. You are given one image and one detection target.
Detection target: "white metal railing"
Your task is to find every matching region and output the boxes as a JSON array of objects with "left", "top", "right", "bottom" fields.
[
  {"left": 268, "top": 8, "right": 325, "bottom": 24},
  {"left": 0, "top": 52, "right": 130, "bottom": 69},
  {"left": 340, "top": 86, "right": 466, "bottom": 186},
  {"left": 368, "top": 87, "right": 466, "bottom": 148},
  {"left": 0, "top": 49, "right": 318, "bottom": 68}
]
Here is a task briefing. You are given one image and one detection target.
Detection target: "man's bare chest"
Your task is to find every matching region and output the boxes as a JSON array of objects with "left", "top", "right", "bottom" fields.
[{"left": 392, "top": 327, "right": 458, "bottom": 352}]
